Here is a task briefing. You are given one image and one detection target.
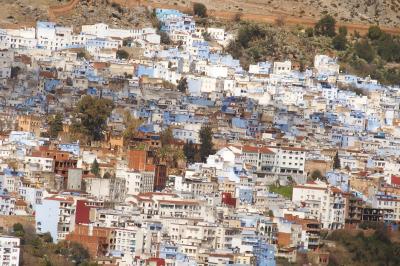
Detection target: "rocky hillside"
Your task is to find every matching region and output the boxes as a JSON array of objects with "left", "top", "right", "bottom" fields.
[
  {"left": 0, "top": 0, "right": 57, "bottom": 26},
  {"left": 54, "top": 0, "right": 151, "bottom": 28},
  {"left": 1, "top": 0, "right": 400, "bottom": 31},
  {"left": 150, "top": 0, "right": 400, "bottom": 28},
  {"left": 0, "top": 0, "right": 151, "bottom": 28}
]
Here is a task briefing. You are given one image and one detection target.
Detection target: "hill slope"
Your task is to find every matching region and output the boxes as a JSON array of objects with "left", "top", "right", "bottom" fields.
[{"left": 148, "top": 0, "right": 400, "bottom": 29}]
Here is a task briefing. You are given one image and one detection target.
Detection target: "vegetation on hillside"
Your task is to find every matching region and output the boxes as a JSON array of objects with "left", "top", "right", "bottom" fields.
[
  {"left": 116, "top": 49, "right": 129, "bottom": 60},
  {"left": 226, "top": 22, "right": 309, "bottom": 70},
  {"left": 10, "top": 223, "right": 96, "bottom": 266},
  {"left": 193, "top": 3, "right": 207, "bottom": 18},
  {"left": 327, "top": 227, "right": 400, "bottom": 266},
  {"left": 226, "top": 15, "right": 400, "bottom": 85},
  {"left": 122, "top": 110, "right": 142, "bottom": 143},
  {"left": 70, "top": 96, "right": 114, "bottom": 143},
  {"left": 47, "top": 112, "right": 63, "bottom": 139},
  {"left": 156, "top": 127, "right": 186, "bottom": 168}
]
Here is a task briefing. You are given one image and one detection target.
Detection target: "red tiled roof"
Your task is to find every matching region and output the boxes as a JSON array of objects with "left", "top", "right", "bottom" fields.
[
  {"left": 331, "top": 187, "right": 342, "bottom": 193},
  {"left": 92, "top": 62, "right": 109, "bottom": 69},
  {"left": 39, "top": 71, "right": 56, "bottom": 79},
  {"left": 242, "top": 145, "right": 258, "bottom": 153},
  {"left": 242, "top": 145, "right": 274, "bottom": 154},
  {"left": 259, "top": 147, "right": 274, "bottom": 154},
  {"left": 45, "top": 196, "right": 74, "bottom": 203},
  {"left": 15, "top": 199, "right": 27, "bottom": 206}
]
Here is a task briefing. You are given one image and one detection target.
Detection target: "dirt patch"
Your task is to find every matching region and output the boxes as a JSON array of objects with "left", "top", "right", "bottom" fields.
[{"left": 0, "top": 0, "right": 61, "bottom": 26}]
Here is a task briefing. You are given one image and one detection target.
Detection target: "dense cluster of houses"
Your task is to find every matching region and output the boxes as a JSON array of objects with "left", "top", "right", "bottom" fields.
[{"left": 0, "top": 7, "right": 400, "bottom": 266}]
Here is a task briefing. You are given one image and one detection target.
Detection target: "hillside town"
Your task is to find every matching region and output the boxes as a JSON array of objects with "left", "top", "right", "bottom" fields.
[{"left": 0, "top": 6, "right": 400, "bottom": 266}]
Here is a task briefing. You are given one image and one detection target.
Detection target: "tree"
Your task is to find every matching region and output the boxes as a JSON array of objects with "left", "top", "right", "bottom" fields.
[
  {"left": 333, "top": 151, "right": 341, "bottom": 169},
  {"left": 123, "top": 114, "right": 142, "bottom": 143},
  {"left": 327, "top": 228, "right": 400, "bottom": 266},
  {"left": 183, "top": 141, "right": 197, "bottom": 164},
  {"left": 66, "top": 77, "right": 73, "bottom": 86},
  {"left": 383, "top": 68, "right": 400, "bottom": 85},
  {"left": 160, "top": 128, "right": 174, "bottom": 147},
  {"left": 202, "top": 31, "right": 211, "bottom": 41},
  {"left": 71, "top": 96, "right": 114, "bottom": 141},
  {"left": 368, "top": 25, "right": 383, "bottom": 40},
  {"left": 55, "top": 241, "right": 90, "bottom": 266},
  {"left": 160, "top": 32, "right": 171, "bottom": 45},
  {"left": 13, "top": 223, "right": 25, "bottom": 237},
  {"left": 355, "top": 39, "right": 375, "bottom": 63},
  {"left": 103, "top": 172, "right": 111, "bottom": 179},
  {"left": 299, "top": 59, "right": 306, "bottom": 72},
  {"left": 177, "top": 77, "right": 188, "bottom": 93},
  {"left": 199, "top": 125, "right": 214, "bottom": 162},
  {"left": 193, "top": 3, "right": 207, "bottom": 18},
  {"left": 305, "top": 27, "right": 314, "bottom": 37},
  {"left": 233, "top": 12, "right": 242, "bottom": 22},
  {"left": 123, "top": 37, "right": 133, "bottom": 47},
  {"left": 172, "top": 149, "right": 186, "bottom": 167},
  {"left": 314, "top": 15, "right": 336, "bottom": 37},
  {"left": 48, "top": 113, "right": 63, "bottom": 139},
  {"left": 91, "top": 159, "right": 100, "bottom": 177},
  {"left": 376, "top": 34, "right": 400, "bottom": 62},
  {"left": 194, "top": 151, "right": 201, "bottom": 162},
  {"left": 10, "top": 66, "right": 21, "bottom": 79},
  {"left": 42, "top": 257, "right": 53, "bottom": 266},
  {"left": 338, "top": 26, "right": 348, "bottom": 36},
  {"left": 156, "top": 146, "right": 171, "bottom": 164},
  {"left": 237, "top": 23, "right": 266, "bottom": 48},
  {"left": 41, "top": 232, "right": 53, "bottom": 243},
  {"left": 311, "top": 169, "right": 323, "bottom": 180},
  {"left": 149, "top": 8, "right": 161, "bottom": 29},
  {"left": 332, "top": 34, "right": 347, "bottom": 50},
  {"left": 77, "top": 51, "right": 88, "bottom": 60},
  {"left": 116, "top": 49, "right": 129, "bottom": 60},
  {"left": 80, "top": 262, "right": 100, "bottom": 266}
]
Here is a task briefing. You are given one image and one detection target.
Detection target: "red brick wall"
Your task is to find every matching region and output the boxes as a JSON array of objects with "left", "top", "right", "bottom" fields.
[{"left": 127, "top": 150, "right": 147, "bottom": 171}]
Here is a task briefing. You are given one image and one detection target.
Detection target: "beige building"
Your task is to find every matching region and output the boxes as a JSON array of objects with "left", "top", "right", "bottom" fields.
[{"left": 17, "top": 115, "right": 42, "bottom": 136}]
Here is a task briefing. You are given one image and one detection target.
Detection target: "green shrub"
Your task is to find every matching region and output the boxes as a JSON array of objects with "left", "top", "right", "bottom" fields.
[
  {"left": 368, "top": 25, "right": 383, "bottom": 40},
  {"left": 332, "top": 34, "right": 347, "bottom": 50},
  {"left": 116, "top": 49, "right": 129, "bottom": 60},
  {"left": 314, "top": 15, "right": 336, "bottom": 37},
  {"left": 237, "top": 23, "right": 266, "bottom": 48},
  {"left": 193, "top": 3, "right": 207, "bottom": 18},
  {"left": 338, "top": 26, "right": 348, "bottom": 36},
  {"left": 355, "top": 40, "right": 375, "bottom": 63},
  {"left": 305, "top": 27, "right": 314, "bottom": 37},
  {"left": 376, "top": 34, "right": 400, "bottom": 62}
]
